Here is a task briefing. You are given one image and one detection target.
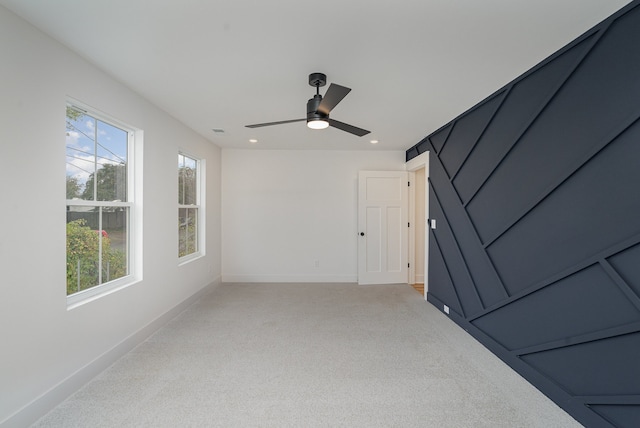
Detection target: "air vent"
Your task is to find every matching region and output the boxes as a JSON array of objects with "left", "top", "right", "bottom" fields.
[{"left": 212, "top": 128, "right": 226, "bottom": 134}]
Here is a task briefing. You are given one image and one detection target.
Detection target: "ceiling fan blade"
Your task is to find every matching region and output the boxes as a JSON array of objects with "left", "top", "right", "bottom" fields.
[
  {"left": 246, "top": 118, "right": 305, "bottom": 128},
  {"left": 328, "top": 119, "right": 370, "bottom": 137},
  {"left": 317, "top": 83, "right": 351, "bottom": 115}
]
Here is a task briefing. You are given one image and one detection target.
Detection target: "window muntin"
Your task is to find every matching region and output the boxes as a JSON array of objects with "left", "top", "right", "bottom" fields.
[
  {"left": 66, "top": 105, "right": 132, "bottom": 297},
  {"left": 178, "top": 153, "right": 200, "bottom": 258}
]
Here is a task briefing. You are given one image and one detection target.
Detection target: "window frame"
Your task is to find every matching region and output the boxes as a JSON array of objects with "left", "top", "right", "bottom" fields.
[
  {"left": 178, "top": 151, "right": 204, "bottom": 264},
  {"left": 65, "top": 100, "right": 140, "bottom": 308}
]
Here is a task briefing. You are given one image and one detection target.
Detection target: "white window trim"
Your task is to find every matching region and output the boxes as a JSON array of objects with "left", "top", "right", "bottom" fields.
[
  {"left": 66, "top": 100, "right": 142, "bottom": 309},
  {"left": 178, "top": 152, "right": 205, "bottom": 265}
]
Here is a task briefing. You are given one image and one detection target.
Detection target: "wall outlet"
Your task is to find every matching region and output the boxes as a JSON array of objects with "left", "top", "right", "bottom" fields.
[
  {"left": 444, "top": 305, "right": 450, "bottom": 314},
  {"left": 314, "top": 260, "right": 320, "bottom": 268}
]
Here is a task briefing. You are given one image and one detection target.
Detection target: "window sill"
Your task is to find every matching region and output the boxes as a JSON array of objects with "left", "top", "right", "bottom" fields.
[
  {"left": 178, "top": 252, "right": 203, "bottom": 267},
  {"left": 67, "top": 276, "right": 140, "bottom": 310}
]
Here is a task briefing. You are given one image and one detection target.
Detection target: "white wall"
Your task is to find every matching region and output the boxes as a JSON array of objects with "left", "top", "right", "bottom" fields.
[
  {"left": 222, "top": 149, "right": 406, "bottom": 282},
  {"left": 0, "top": 7, "right": 221, "bottom": 426}
]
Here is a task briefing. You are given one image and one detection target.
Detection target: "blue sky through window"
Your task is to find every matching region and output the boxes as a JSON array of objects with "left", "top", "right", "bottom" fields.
[{"left": 66, "top": 109, "right": 128, "bottom": 199}]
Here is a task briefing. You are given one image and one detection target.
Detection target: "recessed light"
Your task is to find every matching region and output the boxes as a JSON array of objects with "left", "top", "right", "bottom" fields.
[
  {"left": 249, "top": 139, "right": 258, "bottom": 143},
  {"left": 370, "top": 140, "right": 379, "bottom": 144}
]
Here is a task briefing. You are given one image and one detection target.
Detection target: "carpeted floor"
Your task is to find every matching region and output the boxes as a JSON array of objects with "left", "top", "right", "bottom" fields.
[{"left": 32, "top": 283, "right": 582, "bottom": 427}]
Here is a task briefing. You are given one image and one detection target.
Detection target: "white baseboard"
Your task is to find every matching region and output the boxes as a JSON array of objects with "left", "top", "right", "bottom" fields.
[
  {"left": 1, "top": 277, "right": 221, "bottom": 428},
  {"left": 222, "top": 274, "right": 358, "bottom": 283},
  {"left": 415, "top": 274, "right": 424, "bottom": 284}
]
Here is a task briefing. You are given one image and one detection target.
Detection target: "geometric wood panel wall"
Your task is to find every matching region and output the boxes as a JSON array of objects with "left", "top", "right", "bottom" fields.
[{"left": 407, "top": 2, "right": 640, "bottom": 426}]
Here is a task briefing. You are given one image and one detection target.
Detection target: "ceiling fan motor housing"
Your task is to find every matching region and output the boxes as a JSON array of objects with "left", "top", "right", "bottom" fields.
[{"left": 307, "top": 95, "right": 327, "bottom": 121}]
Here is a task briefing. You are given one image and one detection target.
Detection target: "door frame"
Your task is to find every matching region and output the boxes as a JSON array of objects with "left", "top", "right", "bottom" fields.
[{"left": 406, "top": 151, "right": 430, "bottom": 299}]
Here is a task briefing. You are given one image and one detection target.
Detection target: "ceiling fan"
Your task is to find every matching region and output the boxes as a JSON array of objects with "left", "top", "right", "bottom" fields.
[{"left": 245, "top": 72, "right": 370, "bottom": 137}]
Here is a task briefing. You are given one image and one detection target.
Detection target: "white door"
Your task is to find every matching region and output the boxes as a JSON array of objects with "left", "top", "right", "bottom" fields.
[{"left": 358, "top": 171, "right": 409, "bottom": 284}]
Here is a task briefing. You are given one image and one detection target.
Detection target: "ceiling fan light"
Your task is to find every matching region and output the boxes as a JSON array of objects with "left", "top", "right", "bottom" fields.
[{"left": 307, "top": 118, "right": 329, "bottom": 130}]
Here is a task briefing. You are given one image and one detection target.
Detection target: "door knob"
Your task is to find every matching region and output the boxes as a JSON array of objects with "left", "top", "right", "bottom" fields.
[{"left": 360, "top": 232, "right": 365, "bottom": 236}]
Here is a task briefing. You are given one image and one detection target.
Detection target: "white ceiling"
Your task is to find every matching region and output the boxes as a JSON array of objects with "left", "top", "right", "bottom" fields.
[{"left": 1, "top": 0, "right": 631, "bottom": 151}]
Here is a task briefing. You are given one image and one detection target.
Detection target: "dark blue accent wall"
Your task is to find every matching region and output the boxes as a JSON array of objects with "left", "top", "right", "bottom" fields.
[{"left": 406, "top": 2, "right": 640, "bottom": 427}]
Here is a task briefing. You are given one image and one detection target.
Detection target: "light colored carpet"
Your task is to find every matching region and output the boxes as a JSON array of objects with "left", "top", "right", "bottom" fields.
[{"left": 32, "top": 283, "right": 582, "bottom": 427}]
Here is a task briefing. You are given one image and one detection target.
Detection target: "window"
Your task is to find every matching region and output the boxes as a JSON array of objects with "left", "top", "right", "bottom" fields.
[
  {"left": 65, "top": 103, "right": 135, "bottom": 300},
  {"left": 178, "top": 153, "right": 200, "bottom": 259}
]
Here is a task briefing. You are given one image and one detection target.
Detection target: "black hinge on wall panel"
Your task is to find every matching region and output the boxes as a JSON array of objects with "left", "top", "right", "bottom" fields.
[
  {"left": 408, "top": 222, "right": 410, "bottom": 228},
  {"left": 408, "top": 181, "right": 410, "bottom": 187},
  {"left": 408, "top": 263, "right": 410, "bottom": 268}
]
